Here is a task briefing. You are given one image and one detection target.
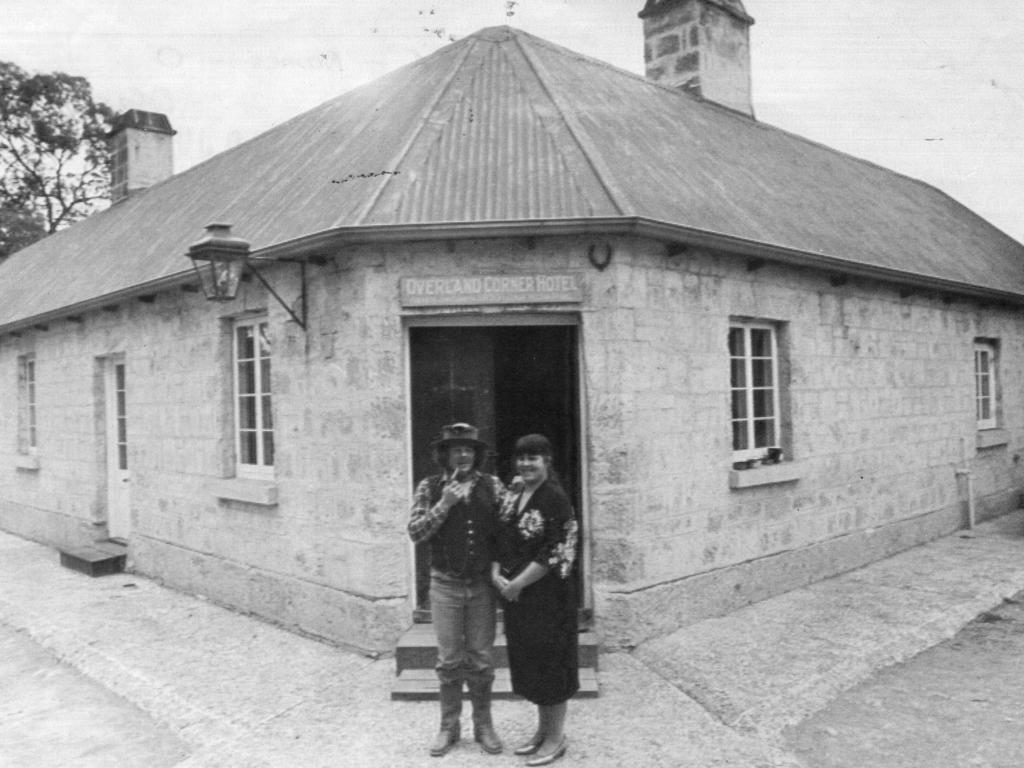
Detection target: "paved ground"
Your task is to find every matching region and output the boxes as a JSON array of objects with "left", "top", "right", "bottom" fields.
[
  {"left": 1, "top": 511, "right": 1022, "bottom": 767},
  {"left": 785, "top": 588, "right": 1024, "bottom": 768},
  {"left": 0, "top": 623, "right": 189, "bottom": 768}
]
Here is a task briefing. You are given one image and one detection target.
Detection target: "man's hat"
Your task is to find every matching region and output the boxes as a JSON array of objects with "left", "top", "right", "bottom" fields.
[{"left": 431, "top": 422, "right": 489, "bottom": 451}]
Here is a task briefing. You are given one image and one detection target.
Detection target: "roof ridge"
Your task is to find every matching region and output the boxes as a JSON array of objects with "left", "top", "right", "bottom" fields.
[
  {"left": 345, "top": 36, "right": 479, "bottom": 226},
  {"left": 735, "top": 111, "right": 1012, "bottom": 219},
  {"left": 498, "top": 43, "right": 605, "bottom": 218},
  {"left": 510, "top": 29, "right": 631, "bottom": 216},
  {"left": 370, "top": 32, "right": 605, "bottom": 221},
  {"left": 506, "top": 26, "right": 998, "bottom": 222}
]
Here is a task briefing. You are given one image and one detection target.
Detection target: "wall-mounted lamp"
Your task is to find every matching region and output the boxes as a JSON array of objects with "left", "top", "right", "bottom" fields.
[{"left": 187, "top": 223, "right": 307, "bottom": 329}]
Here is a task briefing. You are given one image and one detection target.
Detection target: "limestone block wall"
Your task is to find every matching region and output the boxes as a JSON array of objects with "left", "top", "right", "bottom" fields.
[
  {"left": 587, "top": 237, "right": 1024, "bottom": 646},
  {"left": 0, "top": 304, "right": 139, "bottom": 547},
  {"left": 641, "top": 0, "right": 753, "bottom": 115},
  {"left": 2, "top": 231, "right": 1022, "bottom": 654},
  {"left": 0, "top": 254, "right": 415, "bottom": 652},
  {"left": 125, "top": 257, "right": 413, "bottom": 652}
]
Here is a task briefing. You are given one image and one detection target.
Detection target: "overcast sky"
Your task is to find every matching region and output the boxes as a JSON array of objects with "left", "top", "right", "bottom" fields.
[{"left": 3, "top": 0, "right": 1022, "bottom": 242}]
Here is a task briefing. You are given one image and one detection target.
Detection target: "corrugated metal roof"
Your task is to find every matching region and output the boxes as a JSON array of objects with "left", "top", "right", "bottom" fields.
[{"left": 0, "top": 25, "right": 1021, "bottom": 329}]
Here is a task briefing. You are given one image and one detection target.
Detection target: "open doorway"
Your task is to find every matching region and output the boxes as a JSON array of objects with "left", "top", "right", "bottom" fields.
[{"left": 408, "top": 321, "right": 583, "bottom": 618}]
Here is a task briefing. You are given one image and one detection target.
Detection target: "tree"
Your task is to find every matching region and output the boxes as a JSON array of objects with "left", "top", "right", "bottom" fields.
[
  {"left": 0, "top": 60, "right": 114, "bottom": 259},
  {"left": 0, "top": 203, "right": 47, "bottom": 262}
]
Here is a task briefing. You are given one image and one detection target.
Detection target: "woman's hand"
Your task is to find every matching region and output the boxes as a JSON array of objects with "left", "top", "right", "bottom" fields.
[{"left": 500, "top": 579, "right": 524, "bottom": 602}]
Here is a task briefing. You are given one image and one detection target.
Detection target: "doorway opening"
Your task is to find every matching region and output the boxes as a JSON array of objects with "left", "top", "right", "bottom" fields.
[{"left": 408, "top": 321, "right": 583, "bottom": 619}]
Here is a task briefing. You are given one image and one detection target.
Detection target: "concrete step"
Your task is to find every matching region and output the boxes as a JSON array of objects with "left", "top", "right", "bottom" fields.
[
  {"left": 391, "top": 666, "right": 600, "bottom": 701},
  {"left": 58, "top": 541, "right": 127, "bottom": 577},
  {"left": 395, "top": 623, "right": 600, "bottom": 672}
]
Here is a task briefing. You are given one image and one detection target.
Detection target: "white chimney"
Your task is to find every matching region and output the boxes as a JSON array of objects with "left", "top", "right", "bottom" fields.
[
  {"left": 639, "top": 0, "right": 755, "bottom": 117},
  {"left": 108, "top": 109, "right": 175, "bottom": 203}
]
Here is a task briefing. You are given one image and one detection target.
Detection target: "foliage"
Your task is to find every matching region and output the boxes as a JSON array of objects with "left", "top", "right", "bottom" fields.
[
  {"left": 0, "top": 203, "right": 47, "bottom": 262},
  {"left": 0, "top": 60, "right": 114, "bottom": 257}
]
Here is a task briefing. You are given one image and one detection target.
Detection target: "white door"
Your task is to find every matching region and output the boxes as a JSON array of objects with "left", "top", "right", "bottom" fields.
[{"left": 105, "top": 358, "right": 131, "bottom": 540}]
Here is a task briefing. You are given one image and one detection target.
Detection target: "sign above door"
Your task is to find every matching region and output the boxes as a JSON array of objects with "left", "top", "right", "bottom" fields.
[{"left": 400, "top": 273, "right": 583, "bottom": 307}]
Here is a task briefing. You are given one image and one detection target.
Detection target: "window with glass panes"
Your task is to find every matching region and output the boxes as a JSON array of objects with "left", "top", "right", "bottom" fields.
[
  {"left": 234, "top": 317, "right": 273, "bottom": 478},
  {"left": 729, "top": 323, "right": 779, "bottom": 461},
  {"left": 974, "top": 341, "right": 998, "bottom": 430},
  {"left": 17, "top": 355, "right": 36, "bottom": 454},
  {"left": 114, "top": 362, "right": 128, "bottom": 470}
]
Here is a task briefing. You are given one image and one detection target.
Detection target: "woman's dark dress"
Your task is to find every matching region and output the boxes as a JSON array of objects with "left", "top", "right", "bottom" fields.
[{"left": 495, "top": 479, "right": 579, "bottom": 705}]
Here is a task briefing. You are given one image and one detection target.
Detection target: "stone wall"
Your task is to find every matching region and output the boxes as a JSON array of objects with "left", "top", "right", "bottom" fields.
[
  {"left": 641, "top": 0, "right": 754, "bottom": 115},
  {"left": 587, "top": 237, "right": 1024, "bottom": 646},
  {"left": 1, "top": 233, "right": 1021, "bottom": 653}
]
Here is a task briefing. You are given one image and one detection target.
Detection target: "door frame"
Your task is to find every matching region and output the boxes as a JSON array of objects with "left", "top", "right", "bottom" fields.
[
  {"left": 102, "top": 354, "right": 131, "bottom": 541},
  {"left": 403, "top": 312, "right": 592, "bottom": 619}
]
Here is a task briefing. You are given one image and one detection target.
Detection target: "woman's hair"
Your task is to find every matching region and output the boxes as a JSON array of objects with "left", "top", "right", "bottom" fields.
[
  {"left": 513, "top": 433, "right": 553, "bottom": 458},
  {"left": 513, "top": 433, "right": 563, "bottom": 486}
]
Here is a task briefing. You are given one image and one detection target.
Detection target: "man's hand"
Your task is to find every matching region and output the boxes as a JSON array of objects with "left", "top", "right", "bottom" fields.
[{"left": 439, "top": 478, "right": 470, "bottom": 510}]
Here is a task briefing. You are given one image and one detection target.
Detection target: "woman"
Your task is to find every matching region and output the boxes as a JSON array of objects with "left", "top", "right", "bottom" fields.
[{"left": 492, "top": 434, "right": 579, "bottom": 766}]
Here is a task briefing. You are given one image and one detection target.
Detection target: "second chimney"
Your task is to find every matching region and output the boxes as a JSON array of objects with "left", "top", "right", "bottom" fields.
[
  {"left": 108, "top": 109, "right": 175, "bottom": 203},
  {"left": 639, "top": 0, "right": 755, "bottom": 117}
]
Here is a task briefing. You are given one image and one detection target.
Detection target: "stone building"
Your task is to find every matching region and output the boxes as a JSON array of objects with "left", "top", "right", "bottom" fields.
[{"left": 1, "top": 3, "right": 1023, "bottom": 655}]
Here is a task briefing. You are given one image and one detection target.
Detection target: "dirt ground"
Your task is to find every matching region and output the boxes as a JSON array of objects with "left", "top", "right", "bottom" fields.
[{"left": 785, "top": 589, "right": 1024, "bottom": 768}]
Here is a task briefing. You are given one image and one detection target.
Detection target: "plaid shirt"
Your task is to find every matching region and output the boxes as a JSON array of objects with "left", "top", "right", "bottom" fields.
[{"left": 408, "top": 470, "right": 508, "bottom": 544}]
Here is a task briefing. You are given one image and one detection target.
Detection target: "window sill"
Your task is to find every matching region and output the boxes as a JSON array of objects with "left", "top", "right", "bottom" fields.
[
  {"left": 14, "top": 454, "right": 40, "bottom": 472},
  {"left": 729, "top": 460, "right": 803, "bottom": 489},
  {"left": 205, "top": 477, "right": 278, "bottom": 506},
  {"left": 976, "top": 429, "right": 1009, "bottom": 450}
]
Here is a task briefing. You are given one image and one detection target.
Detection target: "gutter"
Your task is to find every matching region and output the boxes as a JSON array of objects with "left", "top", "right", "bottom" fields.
[{"left": 1, "top": 216, "right": 1022, "bottom": 336}]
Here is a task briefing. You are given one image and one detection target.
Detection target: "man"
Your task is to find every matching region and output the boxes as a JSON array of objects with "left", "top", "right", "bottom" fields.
[{"left": 408, "top": 423, "right": 507, "bottom": 757}]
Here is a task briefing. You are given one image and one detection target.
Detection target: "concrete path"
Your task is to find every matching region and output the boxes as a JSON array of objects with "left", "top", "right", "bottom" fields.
[
  {"left": 0, "top": 622, "right": 189, "bottom": 768},
  {"left": 635, "top": 511, "right": 1024, "bottom": 742},
  {"left": 1, "top": 511, "right": 1021, "bottom": 767}
]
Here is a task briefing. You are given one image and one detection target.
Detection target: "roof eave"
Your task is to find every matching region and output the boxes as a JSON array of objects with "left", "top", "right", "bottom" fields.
[
  {"left": 260, "top": 217, "right": 1024, "bottom": 306},
  {"left": 1, "top": 217, "right": 1021, "bottom": 337}
]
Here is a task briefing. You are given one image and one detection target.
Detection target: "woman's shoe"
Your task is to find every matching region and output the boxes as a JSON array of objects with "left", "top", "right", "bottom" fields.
[
  {"left": 513, "top": 731, "right": 545, "bottom": 756},
  {"left": 525, "top": 738, "right": 567, "bottom": 766}
]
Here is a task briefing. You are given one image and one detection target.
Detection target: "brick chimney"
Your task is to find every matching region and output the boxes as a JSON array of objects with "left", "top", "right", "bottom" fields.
[
  {"left": 108, "top": 110, "right": 175, "bottom": 203},
  {"left": 639, "top": 0, "right": 755, "bottom": 117}
]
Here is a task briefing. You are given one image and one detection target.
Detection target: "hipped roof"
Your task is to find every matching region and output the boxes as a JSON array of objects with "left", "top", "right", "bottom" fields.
[{"left": 1, "top": 25, "right": 1022, "bottom": 331}]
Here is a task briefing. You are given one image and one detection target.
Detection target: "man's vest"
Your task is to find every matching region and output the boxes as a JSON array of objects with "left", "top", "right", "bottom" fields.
[{"left": 427, "top": 473, "right": 498, "bottom": 578}]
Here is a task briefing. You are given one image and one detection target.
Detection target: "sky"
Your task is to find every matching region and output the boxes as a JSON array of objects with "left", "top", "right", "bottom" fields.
[{"left": 3, "top": 0, "right": 1023, "bottom": 242}]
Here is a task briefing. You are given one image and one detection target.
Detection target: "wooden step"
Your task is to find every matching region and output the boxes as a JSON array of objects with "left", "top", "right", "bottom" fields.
[
  {"left": 391, "top": 667, "right": 599, "bottom": 701},
  {"left": 58, "top": 541, "right": 127, "bottom": 577},
  {"left": 395, "top": 623, "right": 600, "bottom": 672}
]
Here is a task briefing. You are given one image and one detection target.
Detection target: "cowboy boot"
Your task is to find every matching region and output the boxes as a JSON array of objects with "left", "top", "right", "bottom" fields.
[
  {"left": 467, "top": 675, "right": 503, "bottom": 754},
  {"left": 429, "top": 680, "right": 463, "bottom": 757}
]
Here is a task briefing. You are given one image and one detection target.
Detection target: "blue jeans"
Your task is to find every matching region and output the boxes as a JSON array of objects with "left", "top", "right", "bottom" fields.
[{"left": 430, "top": 569, "right": 496, "bottom": 686}]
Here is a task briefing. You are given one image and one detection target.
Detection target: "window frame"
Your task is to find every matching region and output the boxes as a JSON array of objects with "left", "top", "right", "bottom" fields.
[
  {"left": 232, "top": 316, "right": 274, "bottom": 480},
  {"left": 729, "top": 322, "right": 781, "bottom": 463},
  {"left": 974, "top": 339, "right": 999, "bottom": 431},
  {"left": 16, "top": 354, "right": 37, "bottom": 455}
]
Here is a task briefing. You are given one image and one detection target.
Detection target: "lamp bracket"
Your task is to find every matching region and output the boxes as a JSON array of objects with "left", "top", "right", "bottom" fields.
[{"left": 246, "top": 259, "right": 308, "bottom": 330}]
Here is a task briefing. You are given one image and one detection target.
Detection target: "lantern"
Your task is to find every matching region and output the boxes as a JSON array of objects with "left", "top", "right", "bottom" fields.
[{"left": 186, "top": 223, "right": 250, "bottom": 301}]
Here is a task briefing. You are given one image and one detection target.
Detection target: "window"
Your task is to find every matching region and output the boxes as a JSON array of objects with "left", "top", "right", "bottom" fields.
[
  {"left": 17, "top": 355, "right": 37, "bottom": 454},
  {"left": 974, "top": 340, "right": 999, "bottom": 430},
  {"left": 729, "top": 323, "right": 780, "bottom": 461},
  {"left": 234, "top": 317, "right": 274, "bottom": 478},
  {"left": 114, "top": 362, "right": 128, "bottom": 470}
]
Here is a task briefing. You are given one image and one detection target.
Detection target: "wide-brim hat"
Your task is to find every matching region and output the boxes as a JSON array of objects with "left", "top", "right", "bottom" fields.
[{"left": 430, "top": 422, "right": 489, "bottom": 451}]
